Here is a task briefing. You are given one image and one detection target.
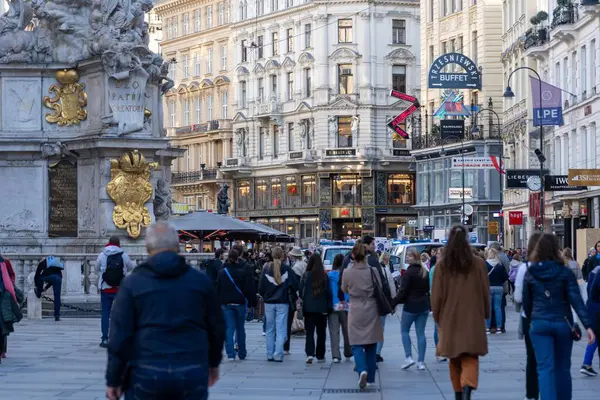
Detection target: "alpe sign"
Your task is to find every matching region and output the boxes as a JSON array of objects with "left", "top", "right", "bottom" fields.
[{"left": 428, "top": 53, "right": 482, "bottom": 90}]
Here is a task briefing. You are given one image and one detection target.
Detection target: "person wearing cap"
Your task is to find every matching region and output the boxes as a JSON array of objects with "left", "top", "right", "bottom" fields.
[
  {"left": 34, "top": 256, "right": 65, "bottom": 321},
  {"left": 283, "top": 246, "right": 306, "bottom": 354}
]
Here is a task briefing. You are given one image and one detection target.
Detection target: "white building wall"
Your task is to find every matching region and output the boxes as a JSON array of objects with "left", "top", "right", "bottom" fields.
[{"left": 229, "top": 0, "right": 421, "bottom": 165}]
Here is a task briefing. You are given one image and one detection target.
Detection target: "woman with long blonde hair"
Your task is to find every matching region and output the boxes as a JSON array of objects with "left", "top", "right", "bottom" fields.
[
  {"left": 392, "top": 248, "right": 430, "bottom": 370},
  {"left": 258, "top": 246, "right": 298, "bottom": 362}
]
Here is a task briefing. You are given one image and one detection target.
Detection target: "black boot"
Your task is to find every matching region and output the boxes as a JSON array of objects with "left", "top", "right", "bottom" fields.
[
  {"left": 454, "top": 393, "right": 462, "bottom": 400},
  {"left": 462, "top": 386, "right": 473, "bottom": 400}
]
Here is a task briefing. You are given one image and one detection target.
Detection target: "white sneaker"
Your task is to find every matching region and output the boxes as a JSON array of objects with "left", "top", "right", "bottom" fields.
[
  {"left": 358, "top": 371, "right": 368, "bottom": 389},
  {"left": 417, "top": 362, "right": 426, "bottom": 370},
  {"left": 333, "top": 358, "right": 340, "bottom": 363},
  {"left": 305, "top": 356, "right": 313, "bottom": 364},
  {"left": 228, "top": 357, "right": 236, "bottom": 362},
  {"left": 284, "top": 351, "right": 291, "bottom": 356},
  {"left": 436, "top": 356, "right": 448, "bottom": 362},
  {"left": 262, "top": 332, "right": 266, "bottom": 336},
  {"left": 317, "top": 358, "right": 326, "bottom": 363},
  {"left": 401, "top": 357, "right": 415, "bottom": 370}
]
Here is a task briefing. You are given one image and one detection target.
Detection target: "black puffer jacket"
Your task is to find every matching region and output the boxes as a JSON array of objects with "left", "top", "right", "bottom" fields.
[
  {"left": 217, "top": 261, "right": 257, "bottom": 307},
  {"left": 523, "top": 260, "right": 591, "bottom": 329},
  {"left": 393, "top": 263, "right": 430, "bottom": 314}
]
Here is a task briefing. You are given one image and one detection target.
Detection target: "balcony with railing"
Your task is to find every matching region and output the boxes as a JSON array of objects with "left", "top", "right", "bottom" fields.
[
  {"left": 167, "top": 119, "right": 232, "bottom": 136},
  {"left": 172, "top": 169, "right": 219, "bottom": 184},
  {"left": 412, "top": 128, "right": 502, "bottom": 150},
  {"left": 524, "top": 28, "right": 547, "bottom": 50},
  {"left": 551, "top": 4, "right": 578, "bottom": 30}
]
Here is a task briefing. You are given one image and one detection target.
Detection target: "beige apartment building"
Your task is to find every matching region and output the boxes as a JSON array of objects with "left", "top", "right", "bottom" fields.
[
  {"left": 154, "top": 0, "right": 234, "bottom": 211},
  {"left": 420, "top": 0, "right": 504, "bottom": 131}
]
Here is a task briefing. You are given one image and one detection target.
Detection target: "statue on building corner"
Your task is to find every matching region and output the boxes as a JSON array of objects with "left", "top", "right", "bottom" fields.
[
  {"left": 351, "top": 115, "right": 360, "bottom": 138},
  {"left": 217, "top": 184, "right": 230, "bottom": 215},
  {"left": 328, "top": 115, "right": 337, "bottom": 138},
  {"left": 298, "top": 120, "right": 307, "bottom": 150}
]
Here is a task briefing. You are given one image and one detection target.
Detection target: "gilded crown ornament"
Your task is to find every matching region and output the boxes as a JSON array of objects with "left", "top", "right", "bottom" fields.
[
  {"left": 43, "top": 69, "right": 88, "bottom": 126},
  {"left": 106, "top": 150, "right": 159, "bottom": 239}
]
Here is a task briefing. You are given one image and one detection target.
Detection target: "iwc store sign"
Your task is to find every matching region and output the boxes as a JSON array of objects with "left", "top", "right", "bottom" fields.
[
  {"left": 428, "top": 53, "right": 482, "bottom": 90},
  {"left": 325, "top": 149, "right": 356, "bottom": 157}
]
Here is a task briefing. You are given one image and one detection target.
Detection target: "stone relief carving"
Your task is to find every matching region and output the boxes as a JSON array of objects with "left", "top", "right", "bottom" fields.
[
  {"left": 0, "top": 0, "right": 168, "bottom": 90},
  {"left": 153, "top": 178, "right": 172, "bottom": 221},
  {"left": 0, "top": 209, "right": 40, "bottom": 232}
]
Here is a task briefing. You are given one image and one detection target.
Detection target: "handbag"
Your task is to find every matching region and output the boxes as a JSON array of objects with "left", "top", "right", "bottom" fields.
[{"left": 370, "top": 267, "right": 393, "bottom": 316}]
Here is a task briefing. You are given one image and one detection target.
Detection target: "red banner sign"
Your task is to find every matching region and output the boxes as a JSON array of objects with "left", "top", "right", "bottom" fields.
[
  {"left": 508, "top": 211, "right": 523, "bottom": 225},
  {"left": 388, "top": 91, "right": 420, "bottom": 139}
]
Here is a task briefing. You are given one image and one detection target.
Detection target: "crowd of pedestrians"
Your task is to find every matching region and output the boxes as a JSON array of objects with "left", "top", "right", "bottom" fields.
[{"left": 9, "top": 220, "right": 584, "bottom": 400}]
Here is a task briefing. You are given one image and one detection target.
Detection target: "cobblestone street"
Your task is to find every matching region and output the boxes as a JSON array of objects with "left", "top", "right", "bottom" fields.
[{"left": 1, "top": 313, "right": 599, "bottom": 399}]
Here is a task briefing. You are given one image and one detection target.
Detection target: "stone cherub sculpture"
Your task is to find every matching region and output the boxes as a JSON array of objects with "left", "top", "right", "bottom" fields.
[{"left": 153, "top": 178, "right": 172, "bottom": 221}]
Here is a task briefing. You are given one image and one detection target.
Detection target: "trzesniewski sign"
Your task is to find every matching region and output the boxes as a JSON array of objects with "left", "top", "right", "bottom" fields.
[{"left": 428, "top": 53, "right": 482, "bottom": 90}]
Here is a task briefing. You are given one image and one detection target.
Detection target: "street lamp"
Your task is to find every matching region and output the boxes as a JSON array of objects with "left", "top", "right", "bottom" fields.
[
  {"left": 337, "top": 165, "right": 359, "bottom": 239},
  {"left": 504, "top": 67, "right": 545, "bottom": 231},
  {"left": 440, "top": 135, "right": 467, "bottom": 226},
  {"left": 472, "top": 107, "right": 503, "bottom": 243}
]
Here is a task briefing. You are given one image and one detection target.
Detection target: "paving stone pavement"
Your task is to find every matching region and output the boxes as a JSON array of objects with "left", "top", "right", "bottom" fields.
[{"left": 0, "top": 312, "right": 599, "bottom": 399}]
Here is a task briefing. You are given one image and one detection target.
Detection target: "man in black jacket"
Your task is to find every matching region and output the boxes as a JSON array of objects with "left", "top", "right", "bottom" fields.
[
  {"left": 105, "top": 222, "right": 225, "bottom": 400},
  {"left": 217, "top": 250, "right": 257, "bottom": 360}
]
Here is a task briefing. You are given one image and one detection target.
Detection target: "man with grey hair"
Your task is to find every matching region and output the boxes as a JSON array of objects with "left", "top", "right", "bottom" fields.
[{"left": 105, "top": 222, "right": 225, "bottom": 400}]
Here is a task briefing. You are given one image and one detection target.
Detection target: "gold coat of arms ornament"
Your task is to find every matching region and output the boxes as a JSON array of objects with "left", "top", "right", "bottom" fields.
[
  {"left": 106, "top": 150, "right": 159, "bottom": 239},
  {"left": 43, "top": 69, "right": 88, "bottom": 126}
]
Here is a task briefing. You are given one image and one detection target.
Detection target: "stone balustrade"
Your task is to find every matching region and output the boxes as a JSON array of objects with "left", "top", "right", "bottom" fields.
[{"left": 7, "top": 253, "right": 213, "bottom": 301}]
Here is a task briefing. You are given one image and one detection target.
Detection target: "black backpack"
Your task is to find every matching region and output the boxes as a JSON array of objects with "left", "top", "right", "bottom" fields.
[{"left": 103, "top": 253, "right": 125, "bottom": 287}]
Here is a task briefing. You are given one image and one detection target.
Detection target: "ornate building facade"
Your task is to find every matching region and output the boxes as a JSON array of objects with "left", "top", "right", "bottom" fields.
[
  {"left": 155, "top": 0, "right": 235, "bottom": 211},
  {"left": 224, "top": 0, "right": 421, "bottom": 245},
  {"left": 500, "top": 0, "right": 540, "bottom": 248},
  {"left": 518, "top": 1, "right": 600, "bottom": 255}
]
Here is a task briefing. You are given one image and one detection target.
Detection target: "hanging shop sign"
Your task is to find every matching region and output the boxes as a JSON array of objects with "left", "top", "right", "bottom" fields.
[
  {"left": 452, "top": 156, "right": 504, "bottom": 173},
  {"left": 440, "top": 119, "right": 465, "bottom": 139},
  {"left": 506, "top": 169, "right": 549, "bottom": 189},
  {"left": 448, "top": 187, "right": 473, "bottom": 199},
  {"left": 488, "top": 221, "right": 499, "bottom": 235},
  {"left": 428, "top": 53, "right": 482, "bottom": 90},
  {"left": 387, "top": 90, "right": 420, "bottom": 139},
  {"left": 508, "top": 211, "right": 523, "bottom": 225},
  {"left": 568, "top": 169, "right": 600, "bottom": 186},
  {"left": 544, "top": 175, "right": 587, "bottom": 191}
]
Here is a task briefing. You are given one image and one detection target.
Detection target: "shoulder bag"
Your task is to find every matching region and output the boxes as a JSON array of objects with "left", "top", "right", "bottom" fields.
[
  {"left": 370, "top": 267, "right": 393, "bottom": 316},
  {"left": 224, "top": 268, "right": 248, "bottom": 308}
]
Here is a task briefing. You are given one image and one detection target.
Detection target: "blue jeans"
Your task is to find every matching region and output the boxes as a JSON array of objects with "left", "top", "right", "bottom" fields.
[
  {"left": 125, "top": 363, "right": 208, "bottom": 400},
  {"left": 101, "top": 291, "right": 117, "bottom": 341},
  {"left": 529, "top": 319, "right": 573, "bottom": 400},
  {"left": 264, "top": 303, "right": 288, "bottom": 361},
  {"left": 583, "top": 338, "right": 598, "bottom": 366},
  {"left": 376, "top": 316, "right": 386, "bottom": 355},
  {"left": 400, "top": 310, "right": 429, "bottom": 362},
  {"left": 434, "top": 322, "right": 439, "bottom": 347},
  {"left": 40, "top": 275, "right": 62, "bottom": 318},
  {"left": 486, "top": 286, "right": 504, "bottom": 329},
  {"left": 352, "top": 343, "right": 377, "bottom": 384},
  {"left": 222, "top": 304, "right": 247, "bottom": 359}
]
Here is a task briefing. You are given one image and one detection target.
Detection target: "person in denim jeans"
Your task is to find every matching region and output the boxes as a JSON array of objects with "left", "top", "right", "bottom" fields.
[
  {"left": 523, "top": 233, "right": 595, "bottom": 400},
  {"left": 581, "top": 254, "right": 600, "bottom": 376},
  {"left": 485, "top": 249, "right": 508, "bottom": 334},
  {"left": 217, "top": 249, "right": 257, "bottom": 361},
  {"left": 258, "top": 247, "right": 298, "bottom": 362},
  {"left": 392, "top": 248, "right": 430, "bottom": 370},
  {"left": 105, "top": 222, "right": 225, "bottom": 400},
  {"left": 34, "top": 256, "right": 64, "bottom": 321}
]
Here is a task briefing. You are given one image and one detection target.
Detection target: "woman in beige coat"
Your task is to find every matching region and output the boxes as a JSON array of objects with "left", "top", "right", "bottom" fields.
[
  {"left": 342, "top": 242, "right": 384, "bottom": 389},
  {"left": 431, "top": 225, "right": 490, "bottom": 400}
]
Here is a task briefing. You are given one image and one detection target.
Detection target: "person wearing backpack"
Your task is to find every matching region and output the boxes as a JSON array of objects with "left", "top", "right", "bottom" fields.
[{"left": 97, "top": 236, "right": 135, "bottom": 348}]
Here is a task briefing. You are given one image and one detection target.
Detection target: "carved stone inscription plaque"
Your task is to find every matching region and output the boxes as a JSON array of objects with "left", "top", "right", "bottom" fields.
[
  {"left": 49, "top": 161, "right": 78, "bottom": 237},
  {"left": 107, "top": 71, "right": 149, "bottom": 135}
]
